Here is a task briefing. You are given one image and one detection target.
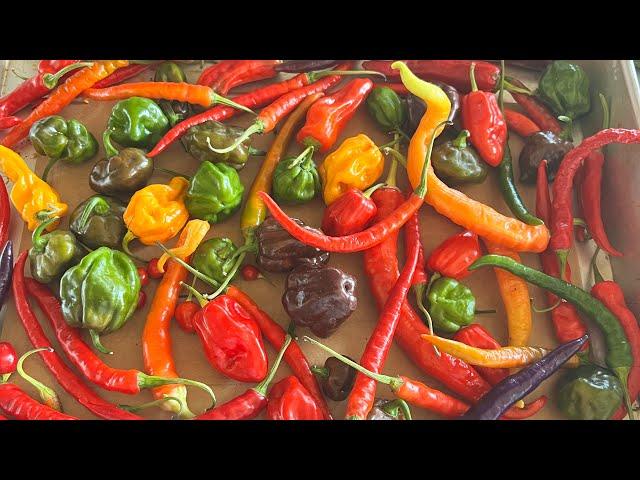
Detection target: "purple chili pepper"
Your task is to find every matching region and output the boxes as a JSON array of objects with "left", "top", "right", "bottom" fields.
[
  {"left": 0, "top": 240, "right": 13, "bottom": 314},
  {"left": 275, "top": 60, "right": 339, "bottom": 73}
]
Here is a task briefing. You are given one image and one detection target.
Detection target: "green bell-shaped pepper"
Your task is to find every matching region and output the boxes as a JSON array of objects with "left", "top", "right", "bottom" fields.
[
  {"left": 29, "top": 115, "right": 99, "bottom": 181},
  {"left": 366, "top": 86, "right": 407, "bottom": 131},
  {"left": 154, "top": 62, "right": 192, "bottom": 127},
  {"left": 556, "top": 364, "right": 623, "bottom": 420},
  {"left": 536, "top": 61, "right": 591, "bottom": 120},
  {"left": 181, "top": 120, "right": 263, "bottom": 170},
  {"left": 272, "top": 146, "right": 320, "bottom": 205},
  {"left": 191, "top": 237, "right": 238, "bottom": 285},
  {"left": 69, "top": 195, "right": 127, "bottom": 250},
  {"left": 103, "top": 97, "right": 169, "bottom": 157},
  {"left": 431, "top": 130, "right": 488, "bottom": 186},
  {"left": 185, "top": 161, "right": 244, "bottom": 224},
  {"left": 426, "top": 276, "right": 475, "bottom": 333},
  {"left": 59, "top": 246, "right": 141, "bottom": 353},
  {"left": 28, "top": 217, "right": 85, "bottom": 284}
]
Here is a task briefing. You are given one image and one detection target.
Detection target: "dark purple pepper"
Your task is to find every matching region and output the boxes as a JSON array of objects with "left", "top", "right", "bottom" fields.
[
  {"left": 312, "top": 355, "right": 357, "bottom": 401},
  {"left": 519, "top": 130, "right": 573, "bottom": 184},
  {"left": 0, "top": 241, "right": 13, "bottom": 313},
  {"left": 275, "top": 60, "right": 339, "bottom": 73},
  {"left": 405, "top": 81, "right": 460, "bottom": 135}
]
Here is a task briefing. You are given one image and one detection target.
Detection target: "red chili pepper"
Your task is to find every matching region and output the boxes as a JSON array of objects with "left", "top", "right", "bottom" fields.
[
  {"left": 12, "top": 252, "right": 142, "bottom": 420},
  {"left": 506, "top": 77, "right": 562, "bottom": 134},
  {"left": 426, "top": 230, "right": 481, "bottom": 280},
  {"left": 374, "top": 83, "right": 410, "bottom": 95},
  {"left": 499, "top": 396, "right": 548, "bottom": 420},
  {"left": 38, "top": 60, "right": 76, "bottom": 74},
  {"left": 345, "top": 202, "right": 421, "bottom": 419},
  {"left": 91, "top": 63, "right": 156, "bottom": 89},
  {"left": 147, "top": 258, "right": 164, "bottom": 279},
  {"left": 536, "top": 161, "right": 589, "bottom": 348},
  {"left": 0, "top": 383, "right": 76, "bottom": 420},
  {"left": 0, "top": 342, "right": 17, "bottom": 377},
  {"left": 297, "top": 78, "right": 374, "bottom": 152},
  {"left": 0, "top": 116, "right": 21, "bottom": 130},
  {"left": 136, "top": 290, "right": 147, "bottom": 310},
  {"left": 579, "top": 151, "right": 622, "bottom": 257},
  {"left": 240, "top": 264, "right": 261, "bottom": 281},
  {"left": 215, "top": 60, "right": 282, "bottom": 95},
  {"left": 192, "top": 295, "right": 268, "bottom": 383},
  {"left": 266, "top": 375, "right": 325, "bottom": 420},
  {"left": 362, "top": 60, "right": 500, "bottom": 93},
  {"left": 504, "top": 109, "right": 540, "bottom": 137},
  {"left": 0, "top": 179, "right": 9, "bottom": 247},
  {"left": 405, "top": 209, "right": 429, "bottom": 288},
  {"left": 137, "top": 267, "right": 149, "bottom": 287},
  {"left": 461, "top": 63, "right": 506, "bottom": 167},
  {"left": 551, "top": 129, "right": 640, "bottom": 271},
  {"left": 197, "top": 60, "right": 241, "bottom": 87},
  {"left": 320, "top": 185, "right": 381, "bottom": 236},
  {"left": 226, "top": 285, "right": 332, "bottom": 419},
  {"left": 574, "top": 165, "right": 588, "bottom": 242},
  {"left": 175, "top": 301, "right": 199, "bottom": 333},
  {"left": 453, "top": 325, "right": 509, "bottom": 385}
]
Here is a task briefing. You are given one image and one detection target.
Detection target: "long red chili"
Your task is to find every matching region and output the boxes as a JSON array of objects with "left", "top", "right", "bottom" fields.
[
  {"left": 346, "top": 206, "right": 421, "bottom": 419},
  {"left": 453, "top": 325, "right": 509, "bottom": 385},
  {"left": 0, "top": 117, "right": 21, "bottom": 130},
  {"left": 506, "top": 77, "right": 562, "bottom": 134},
  {"left": 405, "top": 207, "right": 428, "bottom": 287},
  {"left": 504, "top": 109, "right": 540, "bottom": 137},
  {"left": 12, "top": 252, "right": 142, "bottom": 420},
  {"left": 0, "top": 383, "right": 77, "bottom": 420},
  {"left": 216, "top": 60, "right": 282, "bottom": 95},
  {"left": 197, "top": 60, "right": 240, "bottom": 87},
  {"left": 92, "top": 63, "right": 156, "bottom": 89}
]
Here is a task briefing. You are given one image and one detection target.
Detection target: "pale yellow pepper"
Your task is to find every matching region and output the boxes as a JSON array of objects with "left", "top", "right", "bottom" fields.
[{"left": 156, "top": 219, "right": 210, "bottom": 273}]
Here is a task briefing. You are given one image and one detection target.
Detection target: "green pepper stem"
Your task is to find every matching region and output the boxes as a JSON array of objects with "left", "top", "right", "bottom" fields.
[
  {"left": 309, "top": 69, "right": 387, "bottom": 82},
  {"left": 156, "top": 167, "right": 190, "bottom": 180},
  {"left": 415, "top": 120, "right": 452, "bottom": 199},
  {"left": 42, "top": 62, "right": 93, "bottom": 89},
  {"left": 303, "top": 336, "right": 403, "bottom": 391},
  {"left": 380, "top": 398, "right": 412, "bottom": 420},
  {"left": 75, "top": 196, "right": 110, "bottom": 233},
  {"left": 558, "top": 116, "right": 574, "bottom": 142},
  {"left": 179, "top": 281, "right": 208, "bottom": 308},
  {"left": 120, "top": 396, "right": 184, "bottom": 416},
  {"left": 253, "top": 335, "right": 292, "bottom": 397},
  {"left": 599, "top": 93, "right": 610, "bottom": 131},
  {"left": 156, "top": 242, "right": 221, "bottom": 290},
  {"left": 452, "top": 130, "right": 471, "bottom": 150},
  {"left": 469, "top": 63, "right": 478, "bottom": 92},
  {"left": 287, "top": 145, "right": 315, "bottom": 170},
  {"left": 210, "top": 92, "right": 255, "bottom": 115},
  {"left": 122, "top": 230, "right": 148, "bottom": 264},
  {"left": 503, "top": 77, "right": 532, "bottom": 95},
  {"left": 531, "top": 297, "right": 561, "bottom": 313},
  {"left": 185, "top": 275, "right": 197, "bottom": 302},
  {"left": 102, "top": 129, "right": 119, "bottom": 158},
  {"left": 204, "top": 251, "right": 246, "bottom": 300},
  {"left": 41, "top": 157, "right": 60, "bottom": 182},
  {"left": 590, "top": 247, "right": 606, "bottom": 284},
  {"left": 362, "top": 183, "right": 385, "bottom": 199},
  {"left": 413, "top": 281, "right": 440, "bottom": 356},
  {"left": 89, "top": 330, "right": 113, "bottom": 355},
  {"left": 498, "top": 60, "right": 505, "bottom": 112},
  {"left": 557, "top": 250, "right": 569, "bottom": 283},
  {"left": 17, "top": 347, "right": 62, "bottom": 412},
  {"left": 573, "top": 218, "right": 587, "bottom": 228},
  {"left": 310, "top": 365, "right": 330, "bottom": 379},
  {"left": 30, "top": 216, "right": 58, "bottom": 252},
  {"left": 1, "top": 373, "right": 9, "bottom": 383},
  {"left": 138, "top": 373, "right": 216, "bottom": 410},
  {"left": 206, "top": 121, "right": 264, "bottom": 154}
]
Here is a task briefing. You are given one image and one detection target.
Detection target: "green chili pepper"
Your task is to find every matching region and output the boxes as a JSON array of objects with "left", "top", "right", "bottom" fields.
[
  {"left": 556, "top": 364, "right": 623, "bottom": 420},
  {"left": 431, "top": 130, "right": 488, "bottom": 185},
  {"left": 89, "top": 148, "right": 154, "bottom": 196},
  {"left": 366, "top": 86, "right": 407, "bottom": 131},
  {"left": 103, "top": 97, "right": 169, "bottom": 158},
  {"left": 272, "top": 146, "right": 320, "bottom": 205},
  {"left": 59, "top": 247, "right": 141, "bottom": 354},
  {"left": 154, "top": 62, "right": 192, "bottom": 127},
  {"left": 28, "top": 217, "right": 85, "bottom": 284},
  {"left": 191, "top": 237, "right": 238, "bottom": 285},
  {"left": 426, "top": 277, "right": 476, "bottom": 333},
  {"left": 29, "top": 115, "right": 98, "bottom": 181},
  {"left": 185, "top": 161, "right": 244, "bottom": 224},
  {"left": 181, "top": 120, "right": 264, "bottom": 170},
  {"left": 69, "top": 195, "right": 127, "bottom": 250},
  {"left": 537, "top": 61, "right": 591, "bottom": 120}
]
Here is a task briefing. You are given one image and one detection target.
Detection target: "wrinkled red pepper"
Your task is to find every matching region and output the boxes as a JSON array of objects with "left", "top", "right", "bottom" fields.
[
  {"left": 266, "top": 375, "right": 325, "bottom": 420},
  {"left": 426, "top": 230, "right": 481, "bottom": 280},
  {"left": 321, "top": 185, "right": 381, "bottom": 236}
]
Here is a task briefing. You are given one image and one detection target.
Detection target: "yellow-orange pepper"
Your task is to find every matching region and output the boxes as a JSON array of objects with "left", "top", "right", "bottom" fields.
[
  {"left": 156, "top": 219, "right": 210, "bottom": 273},
  {"left": 318, "top": 134, "right": 384, "bottom": 205},
  {"left": 0, "top": 145, "right": 67, "bottom": 231}
]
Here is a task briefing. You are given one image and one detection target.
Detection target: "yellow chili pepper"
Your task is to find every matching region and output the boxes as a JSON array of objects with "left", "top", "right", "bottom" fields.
[
  {"left": 0, "top": 145, "right": 67, "bottom": 231},
  {"left": 318, "top": 133, "right": 384, "bottom": 205},
  {"left": 156, "top": 219, "right": 210, "bottom": 273}
]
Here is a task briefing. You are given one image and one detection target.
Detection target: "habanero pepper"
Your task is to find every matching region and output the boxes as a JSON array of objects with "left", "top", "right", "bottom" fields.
[
  {"left": 427, "top": 230, "right": 481, "bottom": 281},
  {"left": 321, "top": 184, "right": 383, "bottom": 236},
  {"left": 453, "top": 325, "right": 509, "bottom": 385},
  {"left": 297, "top": 78, "right": 374, "bottom": 152},
  {"left": 266, "top": 375, "right": 325, "bottom": 420}
]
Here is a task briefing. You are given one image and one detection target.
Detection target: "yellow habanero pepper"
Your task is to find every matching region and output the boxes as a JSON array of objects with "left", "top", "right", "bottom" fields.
[
  {"left": 318, "top": 134, "right": 384, "bottom": 205},
  {"left": 0, "top": 145, "right": 67, "bottom": 231},
  {"left": 122, "top": 177, "right": 190, "bottom": 258}
]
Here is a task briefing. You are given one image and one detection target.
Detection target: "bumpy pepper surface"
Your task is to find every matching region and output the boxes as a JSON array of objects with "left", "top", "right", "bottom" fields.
[
  {"left": 28, "top": 217, "right": 84, "bottom": 284},
  {"left": 191, "top": 237, "right": 238, "bottom": 285},
  {"left": 427, "top": 276, "right": 476, "bottom": 333},
  {"left": 185, "top": 161, "right": 244, "bottom": 224},
  {"left": 272, "top": 146, "right": 320, "bottom": 205},
  {"left": 536, "top": 61, "right": 591, "bottom": 120},
  {"left": 518, "top": 130, "right": 573, "bottom": 184},
  {"left": 89, "top": 148, "right": 154, "bottom": 195},
  {"left": 556, "top": 364, "right": 622, "bottom": 420},
  {"left": 154, "top": 62, "right": 192, "bottom": 127},
  {"left": 69, "top": 195, "right": 127, "bottom": 250},
  {"left": 366, "top": 85, "right": 407, "bottom": 131},
  {"left": 431, "top": 130, "right": 487, "bottom": 185}
]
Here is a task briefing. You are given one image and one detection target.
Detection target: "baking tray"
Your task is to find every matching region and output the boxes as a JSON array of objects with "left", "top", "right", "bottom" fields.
[{"left": 0, "top": 60, "right": 637, "bottom": 420}]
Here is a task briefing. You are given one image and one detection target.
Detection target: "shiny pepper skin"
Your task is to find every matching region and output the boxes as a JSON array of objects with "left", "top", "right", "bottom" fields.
[
  {"left": 192, "top": 295, "right": 268, "bottom": 383},
  {"left": 0, "top": 342, "right": 17, "bottom": 375},
  {"left": 266, "top": 375, "right": 325, "bottom": 420},
  {"left": 175, "top": 301, "right": 200, "bottom": 333},
  {"left": 427, "top": 230, "right": 481, "bottom": 280},
  {"left": 147, "top": 258, "right": 164, "bottom": 279},
  {"left": 318, "top": 134, "right": 384, "bottom": 205},
  {"left": 321, "top": 187, "right": 378, "bottom": 236}
]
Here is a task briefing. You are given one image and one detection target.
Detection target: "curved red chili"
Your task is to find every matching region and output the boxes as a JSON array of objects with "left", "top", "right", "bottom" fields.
[{"left": 0, "top": 383, "right": 77, "bottom": 420}]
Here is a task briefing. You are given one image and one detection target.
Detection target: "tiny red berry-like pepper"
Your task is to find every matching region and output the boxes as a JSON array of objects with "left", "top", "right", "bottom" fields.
[
  {"left": 137, "top": 267, "right": 149, "bottom": 287},
  {"left": 426, "top": 230, "right": 481, "bottom": 280},
  {"left": 240, "top": 264, "right": 262, "bottom": 281},
  {"left": 175, "top": 301, "right": 200, "bottom": 333},
  {"left": 297, "top": 78, "right": 374, "bottom": 152},
  {"left": 321, "top": 184, "right": 383, "bottom": 236},
  {"left": 462, "top": 63, "right": 506, "bottom": 167},
  {"left": 266, "top": 375, "right": 326, "bottom": 420},
  {"left": 136, "top": 290, "right": 147, "bottom": 310},
  {"left": 0, "top": 342, "right": 17, "bottom": 381},
  {"left": 147, "top": 258, "right": 164, "bottom": 279},
  {"left": 453, "top": 325, "right": 509, "bottom": 386}
]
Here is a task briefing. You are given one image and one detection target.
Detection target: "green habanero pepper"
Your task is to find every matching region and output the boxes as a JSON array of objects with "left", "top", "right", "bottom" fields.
[
  {"left": 366, "top": 86, "right": 407, "bottom": 131},
  {"left": 89, "top": 148, "right": 154, "bottom": 196},
  {"left": 431, "top": 130, "right": 488, "bottom": 186},
  {"left": 426, "top": 276, "right": 476, "bottom": 333},
  {"left": 556, "top": 364, "right": 623, "bottom": 420},
  {"left": 154, "top": 62, "right": 193, "bottom": 127},
  {"left": 29, "top": 115, "right": 98, "bottom": 181},
  {"left": 103, "top": 97, "right": 169, "bottom": 158},
  {"left": 59, "top": 246, "right": 141, "bottom": 354},
  {"left": 69, "top": 195, "right": 127, "bottom": 250},
  {"left": 28, "top": 217, "right": 85, "bottom": 284},
  {"left": 191, "top": 237, "right": 238, "bottom": 285},
  {"left": 185, "top": 161, "right": 244, "bottom": 224},
  {"left": 181, "top": 120, "right": 264, "bottom": 170},
  {"left": 272, "top": 146, "right": 320, "bottom": 205},
  {"left": 536, "top": 61, "right": 591, "bottom": 120}
]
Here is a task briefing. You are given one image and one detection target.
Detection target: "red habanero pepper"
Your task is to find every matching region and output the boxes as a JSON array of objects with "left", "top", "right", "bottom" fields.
[
  {"left": 197, "top": 60, "right": 241, "bottom": 87},
  {"left": 0, "top": 178, "right": 10, "bottom": 246},
  {"left": 12, "top": 252, "right": 142, "bottom": 420},
  {"left": 453, "top": 325, "right": 509, "bottom": 385},
  {"left": 175, "top": 301, "right": 200, "bottom": 333},
  {"left": 92, "top": 63, "right": 157, "bottom": 89},
  {"left": 267, "top": 375, "right": 325, "bottom": 420},
  {"left": 321, "top": 184, "right": 382, "bottom": 236},
  {"left": 504, "top": 109, "right": 540, "bottom": 137},
  {"left": 505, "top": 77, "right": 562, "bottom": 134},
  {"left": 0, "top": 383, "right": 76, "bottom": 420},
  {"left": 226, "top": 285, "right": 332, "bottom": 419},
  {"left": 297, "top": 78, "right": 374, "bottom": 152},
  {"left": 461, "top": 63, "right": 506, "bottom": 167},
  {"left": 426, "top": 230, "right": 481, "bottom": 280},
  {"left": 215, "top": 60, "right": 283, "bottom": 95}
]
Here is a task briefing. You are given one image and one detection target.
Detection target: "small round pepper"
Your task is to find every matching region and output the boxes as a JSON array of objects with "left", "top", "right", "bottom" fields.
[
  {"left": 431, "top": 130, "right": 488, "bottom": 186},
  {"left": 154, "top": 62, "right": 192, "bottom": 127},
  {"left": 266, "top": 375, "right": 325, "bottom": 420},
  {"left": 556, "top": 364, "right": 623, "bottom": 420},
  {"left": 426, "top": 276, "right": 476, "bottom": 333},
  {"left": 311, "top": 355, "right": 356, "bottom": 401},
  {"left": 518, "top": 130, "right": 573, "bottom": 184},
  {"left": 184, "top": 161, "right": 244, "bottom": 224},
  {"left": 366, "top": 86, "right": 406, "bottom": 131},
  {"left": 89, "top": 148, "right": 154, "bottom": 196},
  {"left": 272, "top": 146, "right": 320, "bottom": 205},
  {"left": 0, "top": 342, "right": 18, "bottom": 378},
  {"left": 321, "top": 185, "right": 381, "bottom": 236},
  {"left": 28, "top": 217, "right": 84, "bottom": 284},
  {"left": 69, "top": 195, "right": 127, "bottom": 250},
  {"left": 536, "top": 61, "right": 591, "bottom": 120},
  {"left": 191, "top": 237, "right": 238, "bottom": 285},
  {"left": 427, "top": 230, "right": 481, "bottom": 280}
]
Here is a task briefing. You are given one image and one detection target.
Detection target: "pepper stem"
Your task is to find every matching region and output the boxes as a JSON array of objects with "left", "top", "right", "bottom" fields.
[
  {"left": 599, "top": 93, "right": 610, "bottom": 131},
  {"left": 557, "top": 250, "right": 569, "bottom": 283},
  {"left": 415, "top": 120, "right": 452, "bottom": 199},
  {"left": 413, "top": 281, "right": 440, "bottom": 356},
  {"left": 42, "top": 62, "right": 93, "bottom": 89},
  {"left": 590, "top": 247, "right": 606, "bottom": 284},
  {"left": 380, "top": 398, "right": 412, "bottom": 420},
  {"left": 531, "top": 297, "right": 561, "bottom": 313},
  {"left": 558, "top": 116, "right": 574, "bottom": 142},
  {"left": 206, "top": 121, "right": 264, "bottom": 154},
  {"left": 16, "top": 347, "right": 62, "bottom": 412},
  {"left": 30, "top": 216, "right": 58, "bottom": 252},
  {"left": 75, "top": 196, "right": 110, "bottom": 233},
  {"left": 469, "top": 62, "right": 478, "bottom": 92},
  {"left": 204, "top": 251, "right": 246, "bottom": 300},
  {"left": 122, "top": 230, "right": 147, "bottom": 263},
  {"left": 156, "top": 167, "right": 190, "bottom": 180},
  {"left": 362, "top": 183, "right": 385, "bottom": 199},
  {"left": 120, "top": 396, "right": 184, "bottom": 416},
  {"left": 210, "top": 92, "right": 255, "bottom": 115},
  {"left": 503, "top": 77, "right": 532, "bottom": 95},
  {"left": 287, "top": 145, "right": 315, "bottom": 170},
  {"left": 310, "top": 365, "right": 330, "bottom": 379},
  {"left": 253, "top": 335, "right": 292, "bottom": 396},
  {"left": 157, "top": 242, "right": 221, "bottom": 290},
  {"left": 452, "top": 130, "right": 471, "bottom": 149},
  {"left": 498, "top": 60, "right": 506, "bottom": 112},
  {"left": 89, "top": 330, "right": 113, "bottom": 355},
  {"left": 41, "top": 157, "right": 60, "bottom": 182},
  {"left": 138, "top": 373, "right": 216, "bottom": 409},
  {"left": 179, "top": 282, "right": 208, "bottom": 308},
  {"left": 102, "top": 129, "right": 119, "bottom": 158}
]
